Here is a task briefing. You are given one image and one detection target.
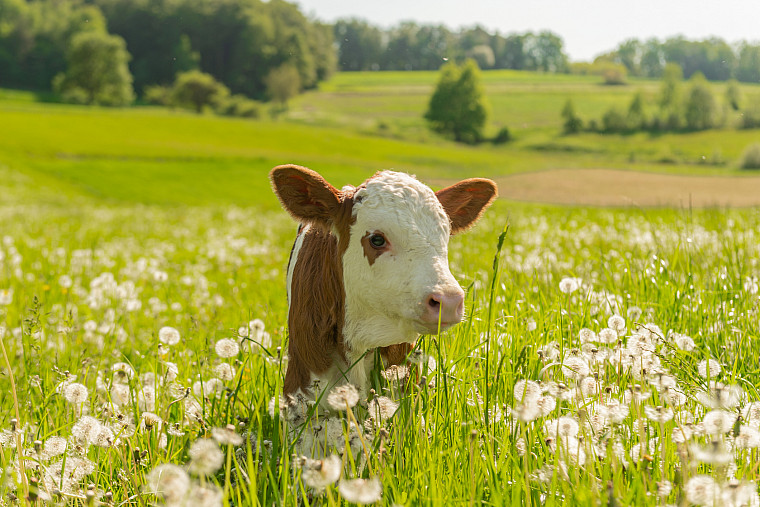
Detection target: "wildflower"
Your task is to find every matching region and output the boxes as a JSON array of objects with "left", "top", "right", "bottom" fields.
[
  {"left": 327, "top": 384, "right": 360, "bottom": 411},
  {"left": 146, "top": 464, "right": 190, "bottom": 505},
  {"left": 559, "top": 277, "right": 580, "bottom": 294},
  {"left": 93, "top": 425, "right": 115, "bottom": 448},
  {"left": 657, "top": 480, "right": 672, "bottom": 497},
  {"left": 742, "top": 401, "right": 760, "bottom": 424},
  {"left": 42, "top": 436, "right": 67, "bottom": 459},
  {"left": 661, "top": 387, "right": 687, "bottom": 407},
  {"left": 158, "top": 326, "right": 181, "bottom": 346},
  {"left": 380, "top": 365, "right": 409, "bottom": 384},
  {"left": 297, "top": 454, "right": 341, "bottom": 491},
  {"left": 138, "top": 386, "right": 156, "bottom": 412},
  {"left": 597, "top": 328, "right": 618, "bottom": 344},
  {"left": 696, "top": 383, "right": 743, "bottom": 409},
  {"left": 513, "top": 379, "right": 541, "bottom": 402},
  {"left": 187, "top": 438, "right": 224, "bottom": 476},
  {"left": 735, "top": 426, "right": 760, "bottom": 449},
  {"left": 673, "top": 333, "right": 695, "bottom": 351},
  {"left": 215, "top": 338, "right": 239, "bottom": 358},
  {"left": 689, "top": 441, "right": 732, "bottom": 465},
  {"left": 544, "top": 416, "right": 579, "bottom": 438},
  {"left": 561, "top": 356, "right": 590, "bottom": 380},
  {"left": 644, "top": 406, "right": 674, "bottom": 424},
  {"left": 188, "top": 484, "right": 223, "bottom": 507},
  {"left": 0, "top": 289, "right": 13, "bottom": 305},
  {"left": 63, "top": 383, "right": 89, "bottom": 404},
  {"left": 111, "top": 362, "right": 135, "bottom": 382},
  {"left": 211, "top": 425, "right": 243, "bottom": 446},
  {"left": 367, "top": 396, "right": 398, "bottom": 423},
  {"left": 579, "top": 328, "right": 596, "bottom": 343},
  {"left": 702, "top": 410, "right": 736, "bottom": 435},
  {"left": 607, "top": 315, "right": 626, "bottom": 334},
  {"left": 626, "top": 306, "right": 642, "bottom": 322},
  {"left": 721, "top": 480, "right": 760, "bottom": 507},
  {"left": 109, "top": 384, "right": 131, "bottom": 407},
  {"left": 213, "top": 363, "right": 236, "bottom": 381},
  {"left": 698, "top": 359, "right": 722, "bottom": 379},
  {"left": 338, "top": 477, "right": 382, "bottom": 504},
  {"left": 71, "top": 416, "right": 102, "bottom": 445},
  {"left": 536, "top": 395, "right": 557, "bottom": 417},
  {"left": 140, "top": 412, "right": 163, "bottom": 431},
  {"left": 672, "top": 424, "right": 693, "bottom": 444}
]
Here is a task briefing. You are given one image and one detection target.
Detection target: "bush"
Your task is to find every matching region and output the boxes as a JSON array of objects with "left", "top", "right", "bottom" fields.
[
  {"left": 264, "top": 65, "right": 301, "bottom": 106},
  {"left": 561, "top": 99, "right": 583, "bottom": 134},
  {"left": 740, "top": 105, "right": 760, "bottom": 129},
  {"left": 216, "top": 94, "right": 262, "bottom": 118},
  {"left": 170, "top": 70, "right": 229, "bottom": 113},
  {"left": 602, "top": 64, "right": 627, "bottom": 85},
  {"left": 143, "top": 85, "right": 172, "bottom": 106},
  {"left": 740, "top": 143, "right": 760, "bottom": 170},
  {"left": 492, "top": 126, "right": 511, "bottom": 144},
  {"left": 602, "top": 107, "right": 627, "bottom": 133}
]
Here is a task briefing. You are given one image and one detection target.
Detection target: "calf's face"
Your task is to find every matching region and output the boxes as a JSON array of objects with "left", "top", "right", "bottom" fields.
[
  {"left": 270, "top": 165, "right": 497, "bottom": 342},
  {"left": 344, "top": 171, "right": 466, "bottom": 334}
]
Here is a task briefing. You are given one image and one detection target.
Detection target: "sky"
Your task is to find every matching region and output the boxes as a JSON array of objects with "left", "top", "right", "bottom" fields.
[{"left": 294, "top": 0, "right": 760, "bottom": 62}]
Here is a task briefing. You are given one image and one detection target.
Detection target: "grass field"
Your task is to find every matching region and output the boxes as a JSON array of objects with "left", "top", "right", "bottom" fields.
[{"left": 3, "top": 71, "right": 760, "bottom": 506}]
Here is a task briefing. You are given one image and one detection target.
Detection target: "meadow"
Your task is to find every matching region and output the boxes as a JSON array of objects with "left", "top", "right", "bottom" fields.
[{"left": 3, "top": 71, "right": 760, "bottom": 506}]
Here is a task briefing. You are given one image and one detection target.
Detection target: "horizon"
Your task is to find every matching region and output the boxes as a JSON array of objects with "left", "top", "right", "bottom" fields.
[{"left": 295, "top": 0, "right": 760, "bottom": 62}]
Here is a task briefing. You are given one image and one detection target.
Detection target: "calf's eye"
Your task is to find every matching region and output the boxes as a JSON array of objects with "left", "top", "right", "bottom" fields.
[{"left": 369, "top": 233, "right": 386, "bottom": 249}]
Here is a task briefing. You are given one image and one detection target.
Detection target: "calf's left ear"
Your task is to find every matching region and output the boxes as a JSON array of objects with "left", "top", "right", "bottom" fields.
[{"left": 436, "top": 178, "right": 498, "bottom": 234}]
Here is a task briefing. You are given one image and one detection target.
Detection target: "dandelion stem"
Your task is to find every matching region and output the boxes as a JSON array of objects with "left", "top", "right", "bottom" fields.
[{"left": 0, "top": 333, "right": 28, "bottom": 496}]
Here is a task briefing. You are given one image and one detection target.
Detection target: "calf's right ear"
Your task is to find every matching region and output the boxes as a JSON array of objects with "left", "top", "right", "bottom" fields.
[{"left": 270, "top": 165, "right": 342, "bottom": 227}]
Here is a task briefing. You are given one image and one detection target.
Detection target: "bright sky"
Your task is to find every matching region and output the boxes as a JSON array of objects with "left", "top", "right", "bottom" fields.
[{"left": 295, "top": 0, "right": 760, "bottom": 62}]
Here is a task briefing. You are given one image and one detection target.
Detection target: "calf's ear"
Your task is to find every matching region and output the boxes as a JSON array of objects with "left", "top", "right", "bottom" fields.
[
  {"left": 270, "top": 165, "right": 342, "bottom": 227},
  {"left": 436, "top": 178, "right": 498, "bottom": 234}
]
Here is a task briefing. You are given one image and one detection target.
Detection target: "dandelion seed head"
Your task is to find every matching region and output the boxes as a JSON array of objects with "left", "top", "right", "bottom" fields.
[
  {"left": 559, "top": 277, "right": 580, "bottom": 294},
  {"left": 63, "top": 383, "right": 89, "bottom": 404},
  {"left": 338, "top": 477, "right": 382, "bottom": 504},
  {"left": 158, "top": 326, "right": 181, "bottom": 346},
  {"left": 698, "top": 359, "right": 722, "bottom": 379},
  {"left": 367, "top": 396, "right": 398, "bottom": 424},
  {"left": 607, "top": 315, "right": 626, "bottom": 333},
  {"left": 735, "top": 426, "right": 760, "bottom": 449},
  {"left": 644, "top": 406, "right": 674, "bottom": 423},
  {"left": 561, "top": 356, "right": 590, "bottom": 380},
  {"left": 298, "top": 454, "right": 341, "bottom": 491},
  {"left": 42, "top": 436, "right": 67, "bottom": 459},
  {"left": 213, "top": 363, "right": 236, "bottom": 381},
  {"left": 187, "top": 438, "right": 224, "bottom": 475},
  {"left": 673, "top": 333, "right": 695, "bottom": 351},
  {"left": 579, "top": 328, "right": 596, "bottom": 343},
  {"left": 702, "top": 410, "right": 736, "bottom": 435},
  {"left": 71, "top": 416, "right": 101, "bottom": 445},
  {"left": 513, "top": 379, "right": 541, "bottom": 402},
  {"left": 214, "top": 338, "right": 239, "bottom": 358},
  {"left": 327, "top": 384, "right": 360, "bottom": 411},
  {"left": 146, "top": 464, "right": 190, "bottom": 504},
  {"left": 211, "top": 425, "right": 243, "bottom": 446}
]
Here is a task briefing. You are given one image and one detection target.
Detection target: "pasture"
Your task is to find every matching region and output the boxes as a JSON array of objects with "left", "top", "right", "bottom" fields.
[{"left": 2, "top": 71, "right": 760, "bottom": 505}]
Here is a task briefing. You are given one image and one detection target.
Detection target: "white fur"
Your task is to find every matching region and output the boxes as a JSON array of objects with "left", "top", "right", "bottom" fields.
[{"left": 339, "top": 171, "right": 462, "bottom": 394}]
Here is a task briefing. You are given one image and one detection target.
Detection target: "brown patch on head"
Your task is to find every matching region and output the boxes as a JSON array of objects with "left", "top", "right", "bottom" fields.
[
  {"left": 380, "top": 343, "right": 414, "bottom": 366},
  {"left": 360, "top": 231, "right": 389, "bottom": 266},
  {"left": 283, "top": 190, "right": 356, "bottom": 395},
  {"left": 436, "top": 178, "right": 498, "bottom": 234}
]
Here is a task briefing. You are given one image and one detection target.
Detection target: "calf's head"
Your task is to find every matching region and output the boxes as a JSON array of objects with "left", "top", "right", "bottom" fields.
[{"left": 271, "top": 165, "right": 497, "bottom": 347}]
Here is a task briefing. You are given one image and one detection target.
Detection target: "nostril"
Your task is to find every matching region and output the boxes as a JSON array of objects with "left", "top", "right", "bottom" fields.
[{"left": 428, "top": 297, "right": 441, "bottom": 309}]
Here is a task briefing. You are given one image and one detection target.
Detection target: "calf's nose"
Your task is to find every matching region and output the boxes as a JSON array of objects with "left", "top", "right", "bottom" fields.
[{"left": 423, "top": 289, "right": 465, "bottom": 327}]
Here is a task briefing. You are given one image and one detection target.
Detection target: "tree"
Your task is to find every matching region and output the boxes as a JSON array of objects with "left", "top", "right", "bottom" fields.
[
  {"left": 659, "top": 63, "right": 683, "bottom": 111},
  {"left": 170, "top": 70, "right": 228, "bottom": 113},
  {"left": 561, "top": 99, "right": 583, "bottom": 134},
  {"left": 424, "top": 59, "right": 488, "bottom": 144},
  {"left": 54, "top": 31, "right": 134, "bottom": 105},
  {"left": 264, "top": 64, "right": 300, "bottom": 105},
  {"left": 684, "top": 73, "right": 718, "bottom": 130},
  {"left": 725, "top": 80, "right": 742, "bottom": 111},
  {"left": 627, "top": 91, "right": 647, "bottom": 130}
]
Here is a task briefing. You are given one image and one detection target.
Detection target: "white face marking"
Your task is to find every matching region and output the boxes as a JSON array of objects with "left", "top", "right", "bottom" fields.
[{"left": 341, "top": 171, "right": 463, "bottom": 352}]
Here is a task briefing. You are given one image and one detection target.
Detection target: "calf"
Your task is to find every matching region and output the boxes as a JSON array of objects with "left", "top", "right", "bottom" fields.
[{"left": 270, "top": 165, "right": 497, "bottom": 404}]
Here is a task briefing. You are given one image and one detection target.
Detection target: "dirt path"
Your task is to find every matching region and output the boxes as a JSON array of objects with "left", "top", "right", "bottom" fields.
[{"left": 479, "top": 169, "right": 760, "bottom": 207}]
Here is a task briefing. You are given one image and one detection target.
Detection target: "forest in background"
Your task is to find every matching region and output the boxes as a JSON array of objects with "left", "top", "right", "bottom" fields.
[{"left": 2, "top": 0, "right": 760, "bottom": 104}]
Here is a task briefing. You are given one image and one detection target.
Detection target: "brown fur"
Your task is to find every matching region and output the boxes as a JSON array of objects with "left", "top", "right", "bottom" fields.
[
  {"left": 360, "top": 231, "right": 388, "bottom": 266},
  {"left": 279, "top": 172, "right": 356, "bottom": 395}
]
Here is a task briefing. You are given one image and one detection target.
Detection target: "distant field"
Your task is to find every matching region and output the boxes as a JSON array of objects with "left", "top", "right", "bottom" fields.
[{"left": 3, "top": 70, "right": 760, "bottom": 209}]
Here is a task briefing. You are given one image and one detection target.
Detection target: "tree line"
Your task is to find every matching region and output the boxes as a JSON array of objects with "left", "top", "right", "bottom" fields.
[
  {"left": 335, "top": 20, "right": 569, "bottom": 73},
  {"left": 0, "top": 0, "right": 334, "bottom": 103},
  {"left": 596, "top": 37, "right": 760, "bottom": 83},
  {"left": 3, "top": 0, "right": 760, "bottom": 109}
]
